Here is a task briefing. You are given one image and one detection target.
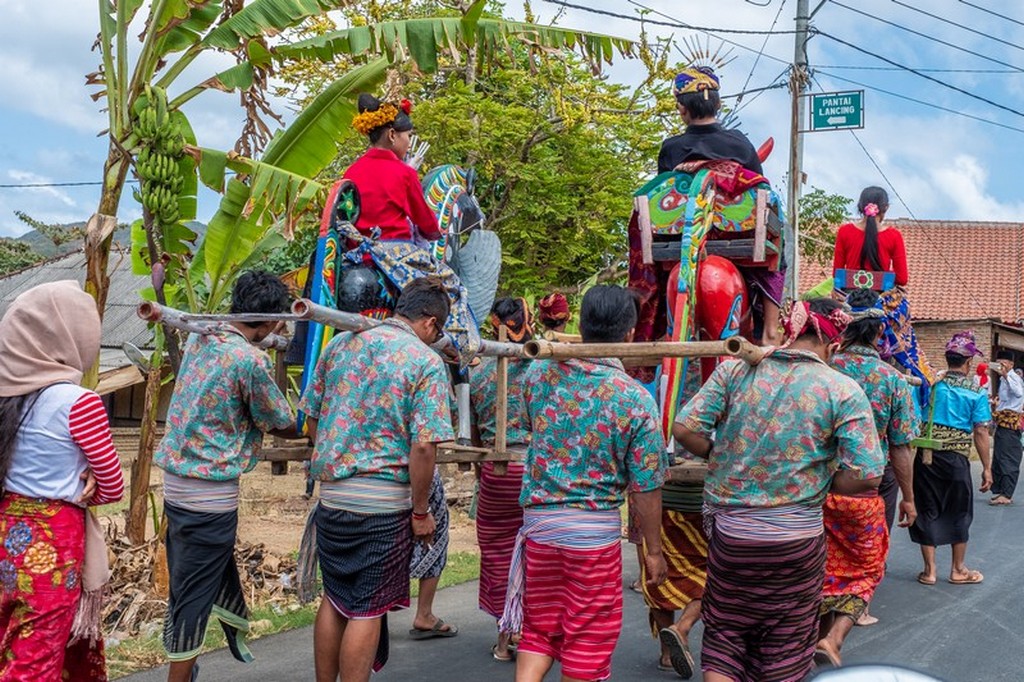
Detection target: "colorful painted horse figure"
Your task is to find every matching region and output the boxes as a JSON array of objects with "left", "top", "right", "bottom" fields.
[
  {"left": 627, "top": 141, "right": 785, "bottom": 438},
  {"left": 291, "top": 163, "right": 498, "bottom": 428}
]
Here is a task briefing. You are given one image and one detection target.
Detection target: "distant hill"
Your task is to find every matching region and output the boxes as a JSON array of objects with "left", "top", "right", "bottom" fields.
[{"left": 13, "top": 220, "right": 204, "bottom": 259}]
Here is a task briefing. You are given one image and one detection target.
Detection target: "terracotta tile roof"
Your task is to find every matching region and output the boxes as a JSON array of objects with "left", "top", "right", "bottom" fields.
[{"left": 799, "top": 219, "right": 1024, "bottom": 323}]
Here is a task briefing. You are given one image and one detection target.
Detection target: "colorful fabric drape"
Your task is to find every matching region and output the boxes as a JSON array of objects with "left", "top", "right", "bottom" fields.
[
  {"left": 339, "top": 223, "right": 481, "bottom": 367},
  {"left": 641, "top": 510, "right": 708, "bottom": 617},
  {"left": 476, "top": 462, "right": 525, "bottom": 619},
  {"left": 0, "top": 494, "right": 107, "bottom": 682},
  {"left": 820, "top": 494, "right": 889, "bottom": 619}
]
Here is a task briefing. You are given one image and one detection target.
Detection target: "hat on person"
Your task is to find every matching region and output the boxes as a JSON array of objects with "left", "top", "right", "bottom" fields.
[
  {"left": 673, "top": 66, "right": 721, "bottom": 97},
  {"left": 946, "top": 330, "right": 984, "bottom": 358}
]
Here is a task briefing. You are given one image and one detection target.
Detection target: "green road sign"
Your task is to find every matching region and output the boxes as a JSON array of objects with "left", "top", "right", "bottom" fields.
[{"left": 810, "top": 90, "right": 864, "bottom": 131}]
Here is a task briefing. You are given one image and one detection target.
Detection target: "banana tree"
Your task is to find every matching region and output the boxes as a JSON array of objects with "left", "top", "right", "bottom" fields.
[{"left": 88, "top": 0, "right": 632, "bottom": 543}]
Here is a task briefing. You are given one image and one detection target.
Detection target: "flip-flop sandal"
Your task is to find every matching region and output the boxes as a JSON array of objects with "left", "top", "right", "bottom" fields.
[
  {"left": 916, "top": 572, "right": 937, "bottom": 585},
  {"left": 409, "top": 618, "right": 459, "bottom": 640},
  {"left": 658, "top": 627, "right": 695, "bottom": 679},
  {"left": 949, "top": 570, "right": 984, "bottom": 585},
  {"left": 629, "top": 580, "right": 644, "bottom": 594},
  {"left": 813, "top": 647, "right": 841, "bottom": 669},
  {"left": 657, "top": 661, "right": 674, "bottom": 672},
  {"left": 491, "top": 644, "right": 514, "bottom": 662}
]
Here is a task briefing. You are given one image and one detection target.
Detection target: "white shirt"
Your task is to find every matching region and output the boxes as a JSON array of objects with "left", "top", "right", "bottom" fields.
[{"left": 997, "top": 368, "right": 1024, "bottom": 413}]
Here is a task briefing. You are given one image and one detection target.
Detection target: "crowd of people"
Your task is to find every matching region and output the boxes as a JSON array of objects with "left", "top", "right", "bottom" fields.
[{"left": 0, "top": 67, "right": 1018, "bottom": 682}]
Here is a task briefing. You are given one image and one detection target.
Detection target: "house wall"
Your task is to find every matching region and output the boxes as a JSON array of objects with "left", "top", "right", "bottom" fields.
[{"left": 914, "top": 319, "right": 995, "bottom": 371}]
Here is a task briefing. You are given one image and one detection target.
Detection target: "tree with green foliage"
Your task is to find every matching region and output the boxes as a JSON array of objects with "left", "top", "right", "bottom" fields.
[
  {"left": 0, "top": 240, "right": 42, "bottom": 277},
  {"left": 798, "top": 186, "right": 852, "bottom": 267},
  {"left": 271, "top": 1, "right": 683, "bottom": 294}
]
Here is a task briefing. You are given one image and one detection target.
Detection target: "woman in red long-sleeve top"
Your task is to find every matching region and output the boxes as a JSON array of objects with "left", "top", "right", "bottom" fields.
[
  {"left": 331, "top": 93, "right": 481, "bottom": 366},
  {"left": 832, "top": 186, "right": 909, "bottom": 285},
  {"left": 343, "top": 94, "right": 440, "bottom": 242}
]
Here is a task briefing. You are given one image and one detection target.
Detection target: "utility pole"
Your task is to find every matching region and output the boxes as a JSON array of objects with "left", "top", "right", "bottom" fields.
[{"left": 786, "top": 0, "right": 810, "bottom": 301}]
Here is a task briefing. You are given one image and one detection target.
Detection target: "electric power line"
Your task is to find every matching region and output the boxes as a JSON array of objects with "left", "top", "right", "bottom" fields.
[
  {"left": 891, "top": 0, "right": 1024, "bottom": 55},
  {"left": 815, "top": 69, "right": 1024, "bottom": 135},
  {"left": 816, "top": 64, "right": 1019, "bottom": 74},
  {"left": 738, "top": 0, "right": 789, "bottom": 104},
  {"left": 828, "top": 0, "right": 1024, "bottom": 74},
  {"left": 958, "top": 0, "right": 1024, "bottom": 29},
  {"left": 542, "top": 0, "right": 803, "bottom": 35},
  {"left": 0, "top": 180, "right": 139, "bottom": 189},
  {"left": 816, "top": 30, "right": 1024, "bottom": 120}
]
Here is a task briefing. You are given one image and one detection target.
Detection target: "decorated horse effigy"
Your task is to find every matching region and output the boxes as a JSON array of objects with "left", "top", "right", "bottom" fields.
[
  {"left": 288, "top": 162, "right": 500, "bottom": 432},
  {"left": 627, "top": 142, "right": 785, "bottom": 438}
]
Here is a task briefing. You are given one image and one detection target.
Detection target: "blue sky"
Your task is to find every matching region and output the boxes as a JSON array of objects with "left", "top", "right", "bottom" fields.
[{"left": 3, "top": 0, "right": 1024, "bottom": 237}]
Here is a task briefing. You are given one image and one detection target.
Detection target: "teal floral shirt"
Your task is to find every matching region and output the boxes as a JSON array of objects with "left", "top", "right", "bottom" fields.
[
  {"left": 299, "top": 319, "right": 453, "bottom": 484},
  {"left": 831, "top": 344, "right": 919, "bottom": 452},
  {"left": 469, "top": 357, "right": 532, "bottom": 445},
  {"left": 678, "top": 349, "right": 885, "bottom": 508},
  {"left": 520, "top": 358, "right": 666, "bottom": 511},
  {"left": 155, "top": 331, "right": 294, "bottom": 481}
]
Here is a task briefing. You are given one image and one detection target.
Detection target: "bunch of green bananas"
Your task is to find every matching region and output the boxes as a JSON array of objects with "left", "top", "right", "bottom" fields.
[{"left": 132, "top": 85, "right": 185, "bottom": 229}]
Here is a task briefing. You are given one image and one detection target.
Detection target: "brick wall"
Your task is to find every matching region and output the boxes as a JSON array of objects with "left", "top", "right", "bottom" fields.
[{"left": 914, "top": 319, "right": 994, "bottom": 369}]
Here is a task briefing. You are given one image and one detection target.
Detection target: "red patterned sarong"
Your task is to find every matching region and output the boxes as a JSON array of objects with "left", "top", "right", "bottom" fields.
[
  {"left": 519, "top": 539, "right": 622, "bottom": 681},
  {"left": 821, "top": 493, "right": 889, "bottom": 616},
  {"left": 0, "top": 494, "right": 107, "bottom": 681},
  {"left": 476, "top": 462, "right": 525, "bottom": 619},
  {"left": 642, "top": 510, "right": 707, "bottom": 613}
]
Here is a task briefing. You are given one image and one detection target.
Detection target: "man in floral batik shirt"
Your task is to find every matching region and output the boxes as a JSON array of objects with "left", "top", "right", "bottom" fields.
[
  {"left": 816, "top": 288, "right": 918, "bottom": 666},
  {"left": 154, "top": 271, "right": 297, "bottom": 682},
  {"left": 675, "top": 298, "right": 884, "bottom": 682},
  {"left": 297, "top": 277, "right": 453, "bottom": 682},
  {"left": 502, "top": 285, "right": 667, "bottom": 682}
]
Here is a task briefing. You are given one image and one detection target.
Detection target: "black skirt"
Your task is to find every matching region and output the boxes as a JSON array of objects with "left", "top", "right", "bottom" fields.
[{"left": 909, "top": 449, "right": 974, "bottom": 547}]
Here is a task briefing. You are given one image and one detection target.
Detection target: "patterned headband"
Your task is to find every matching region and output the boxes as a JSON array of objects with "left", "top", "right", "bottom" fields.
[
  {"left": 782, "top": 301, "right": 852, "bottom": 346},
  {"left": 673, "top": 66, "right": 721, "bottom": 97}
]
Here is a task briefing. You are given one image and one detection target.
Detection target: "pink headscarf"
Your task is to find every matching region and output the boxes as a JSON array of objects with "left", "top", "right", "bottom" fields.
[{"left": 0, "top": 281, "right": 101, "bottom": 397}]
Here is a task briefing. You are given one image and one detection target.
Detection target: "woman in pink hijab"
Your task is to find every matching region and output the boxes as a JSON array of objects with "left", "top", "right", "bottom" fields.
[{"left": 0, "top": 281, "right": 124, "bottom": 681}]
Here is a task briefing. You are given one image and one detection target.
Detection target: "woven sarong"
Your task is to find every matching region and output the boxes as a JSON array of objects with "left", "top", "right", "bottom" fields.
[
  {"left": 642, "top": 510, "right": 707, "bottom": 614},
  {"left": 701, "top": 529, "right": 826, "bottom": 682},
  {"left": 163, "top": 503, "right": 251, "bottom": 663},
  {"left": 910, "top": 449, "right": 974, "bottom": 546},
  {"left": 0, "top": 494, "right": 106, "bottom": 681},
  {"left": 476, "top": 462, "right": 525, "bottom": 619},
  {"left": 409, "top": 469, "right": 449, "bottom": 580},
  {"left": 315, "top": 505, "right": 412, "bottom": 672},
  {"left": 820, "top": 494, "right": 889, "bottom": 619},
  {"left": 879, "top": 288, "right": 934, "bottom": 407},
  {"left": 518, "top": 539, "right": 622, "bottom": 681},
  {"left": 339, "top": 224, "right": 481, "bottom": 367}
]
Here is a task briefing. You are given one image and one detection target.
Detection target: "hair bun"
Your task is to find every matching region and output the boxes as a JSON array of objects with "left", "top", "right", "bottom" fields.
[
  {"left": 357, "top": 93, "right": 381, "bottom": 114},
  {"left": 846, "top": 288, "right": 880, "bottom": 309}
]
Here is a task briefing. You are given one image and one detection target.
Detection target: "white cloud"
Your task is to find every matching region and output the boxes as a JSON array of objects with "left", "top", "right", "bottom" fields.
[{"left": 6, "top": 170, "right": 76, "bottom": 208}]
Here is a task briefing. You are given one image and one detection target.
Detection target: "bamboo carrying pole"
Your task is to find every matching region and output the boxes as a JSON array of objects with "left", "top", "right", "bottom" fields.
[
  {"left": 291, "top": 298, "right": 526, "bottom": 359},
  {"left": 494, "top": 326, "right": 510, "bottom": 476},
  {"left": 137, "top": 302, "right": 289, "bottom": 351},
  {"left": 523, "top": 336, "right": 767, "bottom": 364}
]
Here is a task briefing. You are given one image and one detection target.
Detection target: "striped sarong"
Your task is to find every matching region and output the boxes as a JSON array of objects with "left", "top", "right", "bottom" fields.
[
  {"left": 163, "top": 503, "right": 251, "bottom": 663},
  {"left": 701, "top": 520, "right": 826, "bottom": 682},
  {"left": 642, "top": 509, "right": 708, "bottom": 614},
  {"left": 821, "top": 493, "right": 889, "bottom": 619},
  {"left": 410, "top": 469, "right": 449, "bottom": 580},
  {"left": 315, "top": 505, "right": 413, "bottom": 672},
  {"left": 519, "top": 539, "right": 622, "bottom": 681},
  {"left": 476, "top": 461, "right": 525, "bottom": 618}
]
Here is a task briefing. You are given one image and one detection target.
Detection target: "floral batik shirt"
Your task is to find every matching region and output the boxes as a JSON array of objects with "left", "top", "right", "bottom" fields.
[
  {"left": 155, "top": 330, "right": 294, "bottom": 481},
  {"left": 299, "top": 318, "right": 453, "bottom": 484},
  {"left": 520, "top": 357, "right": 666, "bottom": 511},
  {"left": 831, "top": 344, "right": 919, "bottom": 455},
  {"left": 678, "top": 349, "right": 884, "bottom": 509},
  {"left": 469, "top": 357, "right": 532, "bottom": 445}
]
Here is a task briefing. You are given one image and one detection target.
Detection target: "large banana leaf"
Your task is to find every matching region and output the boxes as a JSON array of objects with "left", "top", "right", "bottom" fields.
[
  {"left": 274, "top": 16, "right": 633, "bottom": 74},
  {"left": 202, "top": 0, "right": 351, "bottom": 50}
]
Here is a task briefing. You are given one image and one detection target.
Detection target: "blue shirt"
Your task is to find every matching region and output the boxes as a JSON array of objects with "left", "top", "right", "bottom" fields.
[{"left": 930, "top": 372, "right": 991, "bottom": 432}]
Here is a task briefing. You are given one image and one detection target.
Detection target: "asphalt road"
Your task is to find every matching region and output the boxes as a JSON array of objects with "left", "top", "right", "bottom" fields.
[{"left": 124, "top": 470, "right": 1018, "bottom": 681}]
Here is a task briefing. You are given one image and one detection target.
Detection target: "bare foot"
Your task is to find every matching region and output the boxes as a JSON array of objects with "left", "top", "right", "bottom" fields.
[{"left": 855, "top": 611, "right": 879, "bottom": 626}]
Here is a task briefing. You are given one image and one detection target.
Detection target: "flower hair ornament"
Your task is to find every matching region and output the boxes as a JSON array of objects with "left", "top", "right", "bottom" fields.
[
  {"left": 352, "top": 103, "right": 399, "bottom": 136},
  {"left": 862, "top": 203, "right": 880, "bottom": 217}
]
